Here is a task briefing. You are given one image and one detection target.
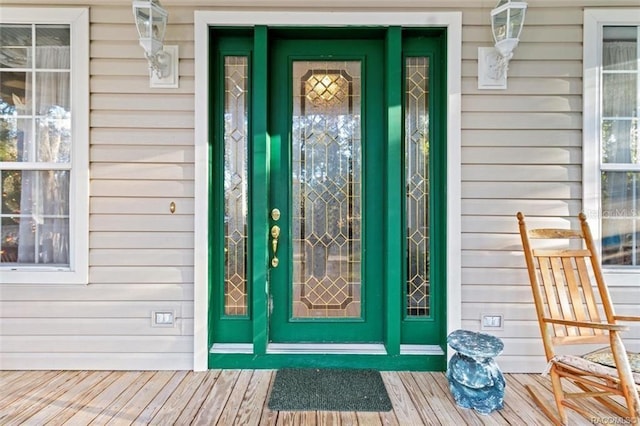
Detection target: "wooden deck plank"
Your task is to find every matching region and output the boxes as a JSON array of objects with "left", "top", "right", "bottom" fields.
[
  {"left": 0, "top": 371, "right": 622, "bottom": 425},
  {"left": 1, "top": 371, "right": 84, "bottom": 426},
  {"left": 356, "top": 411, "right": 382, "bottom": 425},
  {"left": 502, "top": 374, "right": 559, "bottom": 425},
  {"left": 48, "top": 372, "right": 122, "bottom": 426},
  {"left": 398, "top": 372, "right": 442, "bottom": 425},
  {"left": 64, "top": 372, "right": 136, "bottom": 425},
  {"left": 23, "top": 371, "right": 113, "bottom": 425},
  {"left": 0, "top": 370, "right": 61, "bottom": 409},
  {"left": 89, "top": 371, "right": 156, "bottom": 425},
  {"left": 205, "top": 369, "right": 250, "bottom": 426},
  {"left": 0, "top": 371, "right": 30, "bottom": 389},
  {"left": 380, "top": 371, "right": 425, "bottom": 426},
  {"left": 235, "top": 369, "right": 274, "bottom": 426},
  {"left": 339, "top": 411, "right": 358, "bottom": 426},
  {"left": 317, "top": 410, "right": 341, "bottom": 425},
  {"left": 66, "top": 371, "right": 134, "bottom": 426},
  {"left": 105, "top": 371, "right": 175, "bottom": 426},
  {"left": 410, "top": 372, "right": 467, "bottom": 425},
  {"left": 147, "top": 371, "right": 209, "bottom": 425},
  {"left": 132, "top": 370, "right": 189, "bottom": 425},
  {"left": 379, "top": 408, "right": 401, "bottom": 426},
  {"left": 174, "top": 369, "right": 223, "bottom": 425},
  {"left": 514, "top": 373, "right": 601, "bottom": 425},
  {"left": 276, "top": 411, "right": 315, "bottom": 426}
]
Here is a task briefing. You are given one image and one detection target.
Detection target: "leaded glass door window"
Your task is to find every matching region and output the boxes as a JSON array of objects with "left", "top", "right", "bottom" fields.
[{"left": 291, "top": 62, "right": 362, "bottom": 319}]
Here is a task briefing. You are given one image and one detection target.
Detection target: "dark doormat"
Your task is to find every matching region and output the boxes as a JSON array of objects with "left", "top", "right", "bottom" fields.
[{"left": 267, "top": 368, "right": 393, "bottom": 412}]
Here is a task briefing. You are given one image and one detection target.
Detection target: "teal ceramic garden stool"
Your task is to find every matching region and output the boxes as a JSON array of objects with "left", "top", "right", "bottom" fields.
[{"left": 446, "top": 329, "right": 505, "bottom": 415}]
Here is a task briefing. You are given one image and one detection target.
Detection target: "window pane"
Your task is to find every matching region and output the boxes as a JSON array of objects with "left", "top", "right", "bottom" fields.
[
  {"left": 0, "top": 24, "right": 32, "bottom": 69},
  {"left": 0, "top": 71, "right": 31, "bottom": 114},
  {"left": 601, "top": 26, "right": 639, "bottom": 166},
  {"left": 223, "top": 56, "right": 249, "bottom": 316},
  {"left": 601, "top": 171, "right": 639, "bottom": 267},
  {"left": 602, "top": 73, "right": 636, "bottom": 117},
  {"left": 603, "top": 26, "right": 637, "bottom": 71},
  {"left": 602, "top": 119, "right": 639, "bottom": 164},
  {"left": 0, "top": 117, "right": 32, "bottom": 162},
  {"left": 405, "top": 57, "right": 430, "bottom": 318},
  {"left": 600, "top": 26, "right": 640, "bottom": 270},
  {"left": 36, "top": 72, "right": 70, "bottom": 115},
  {"left": 36, "top": 26, "right": 70, "bottom": 69},
  {"left": 36, "top": 115, "right": 71, "bottom": 163},
  {"left": 1, "top": 26, "right": 71, "bottom": 165},
  {"left": 0, "top": 169, "right": 70, "bottom": 265}
]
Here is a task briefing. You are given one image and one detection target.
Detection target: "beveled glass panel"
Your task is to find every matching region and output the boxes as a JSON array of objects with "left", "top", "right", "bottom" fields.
[
  {"left": 223, "top": 56, "right": 249, "bottom": 316},
  {"left": 601, "top": 171, "right": 639, "bottom": 267},
  {"left": 292, "top": 61, "right": 362, "bottom": 319},
  {"left": 405, "top": 57, "right": 430, "bottom": 317}
]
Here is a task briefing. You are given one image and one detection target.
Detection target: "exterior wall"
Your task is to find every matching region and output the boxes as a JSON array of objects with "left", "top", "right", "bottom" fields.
[{"left": 1, "top": 0, "right": 638, "bottom": 372}]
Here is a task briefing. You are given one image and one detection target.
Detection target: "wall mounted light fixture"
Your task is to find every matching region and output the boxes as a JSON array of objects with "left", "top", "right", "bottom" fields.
[
  {"left": 132, "top": 0, "right": 179, "bottom": 88},
  {"left": 478, "top": 0, "right": 527, "bottom": 89}
]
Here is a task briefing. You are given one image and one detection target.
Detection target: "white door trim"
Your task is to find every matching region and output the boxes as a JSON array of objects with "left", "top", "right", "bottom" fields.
[{"left": 193, "top": 10, "right": 462, "bottom": 371}]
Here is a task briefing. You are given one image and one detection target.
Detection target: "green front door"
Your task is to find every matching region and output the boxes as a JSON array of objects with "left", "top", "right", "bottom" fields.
[
  {"left": 268, "top": 38, "right": 385, "bottom": 343},
  {"left": 209, "top": 27, "right": 447, "bottom": 369}
]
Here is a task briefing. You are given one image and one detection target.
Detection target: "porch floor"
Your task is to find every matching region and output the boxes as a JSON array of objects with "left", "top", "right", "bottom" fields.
[{"left": 0, "top": 370, "right": 617, "bottom": 425}]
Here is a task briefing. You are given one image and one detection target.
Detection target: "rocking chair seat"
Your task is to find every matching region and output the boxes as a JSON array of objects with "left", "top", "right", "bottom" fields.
[
  {"left": 583, "top": 348, "right": 640, "bottom": 375},
  {"left": 553, "top": 353, "right": 640, "bottom": 385}
]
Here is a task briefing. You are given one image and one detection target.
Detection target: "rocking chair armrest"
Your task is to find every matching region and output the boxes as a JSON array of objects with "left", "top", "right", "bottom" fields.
[
  {"left": 542, "top": 317, "right": 630, "bottom": 332},
  {"left": 613, "top": 315, "right": 640, "bottom": 322}
]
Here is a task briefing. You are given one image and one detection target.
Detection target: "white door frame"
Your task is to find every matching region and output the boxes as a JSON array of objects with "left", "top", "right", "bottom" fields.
[{"left": 193, "top": 10, "right": 462, "bottom": 371}]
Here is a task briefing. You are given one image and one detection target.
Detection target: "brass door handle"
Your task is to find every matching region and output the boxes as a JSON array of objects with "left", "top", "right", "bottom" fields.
[{"left": 271, "top": 225, "right": 280, "bottom": 267}]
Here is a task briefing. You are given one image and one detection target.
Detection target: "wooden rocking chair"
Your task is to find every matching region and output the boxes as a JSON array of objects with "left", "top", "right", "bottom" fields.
[{"left": 516, "top": 212, "right": 640, "bottom": 425}]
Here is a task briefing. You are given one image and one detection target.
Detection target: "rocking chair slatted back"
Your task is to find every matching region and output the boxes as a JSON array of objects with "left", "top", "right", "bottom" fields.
[
  {"left": 533, "top": 249, "right": 606, "bottom": 343},
  {"left": 518, "top": 213, "right": 612, "bottom": 349}
]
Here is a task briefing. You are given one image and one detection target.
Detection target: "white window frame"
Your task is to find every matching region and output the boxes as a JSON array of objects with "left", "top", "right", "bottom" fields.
[
  {"left": 1, "top": 7, "right": 89, "bottom": 285},
  {"left": 584, "top": 9, "right": 640, "bottom": 286}
]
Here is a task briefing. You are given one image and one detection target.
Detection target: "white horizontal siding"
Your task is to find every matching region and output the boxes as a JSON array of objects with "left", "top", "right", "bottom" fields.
[
  {"left": 463, "top": 129, "right": 582, "bottom": 146},
  {"left": 91, "top": 128, "right": 195, "bottom": 145},
  {"left": 91, "top": 232, "right": 194, "bottom": 248},
  {"left": 1, "top": 3, "right": 196, "bottom": 370},
  {"left": 0, "top": 284, "right": 193, "bottom": 301},
  {"left": 0, "top": 301, "right": 193, "bottom": 318},
  {"left": 462, "top": 3, "right": 638, "bottom": 371},
  {"left": 1, "top": 336, "right": 193, "bottom": 353},
  {"left": 91, "top": 93, "right": 195, "bottom": 111},
  {"left": 91, "top": 198, "right": 195, "bottom": 215},
  {"left": 1, "top": 0, "right": 638, "bottom": 372},
  {"left": 90, "top": 182, "right": 194, "bottom": 198}
]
